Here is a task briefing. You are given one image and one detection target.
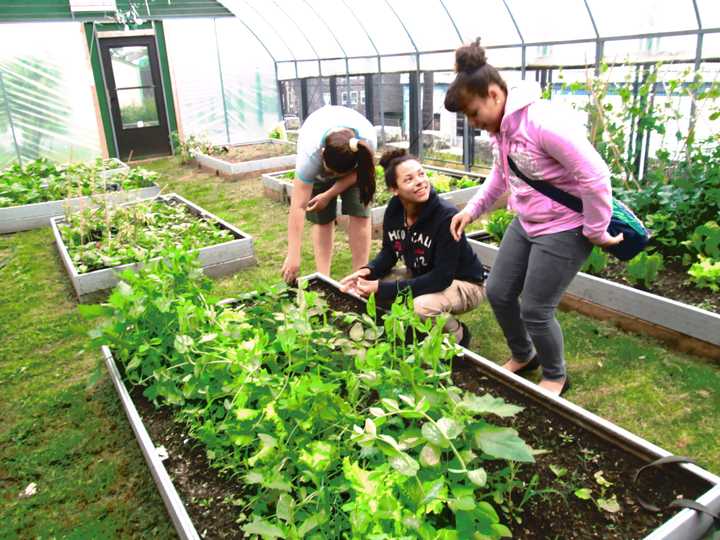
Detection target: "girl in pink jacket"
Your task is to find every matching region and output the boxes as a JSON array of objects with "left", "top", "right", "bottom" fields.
[{"left": 446, "top": 40, "right": 622, "bottom": 396}]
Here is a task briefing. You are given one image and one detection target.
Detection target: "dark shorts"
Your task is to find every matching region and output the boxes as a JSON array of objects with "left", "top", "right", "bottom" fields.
[{"left": 306, "top": 181, "right": 370, "bottom": 225}]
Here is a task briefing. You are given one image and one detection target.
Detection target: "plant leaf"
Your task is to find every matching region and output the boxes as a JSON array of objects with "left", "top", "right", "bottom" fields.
[
  {"left": 389, "top": 451, "right": 420, "bottom": 476},
  {"left": 459, "top": 393, "right": 524, "bottom": 417},
  {"left": 467, "top": 467, "right": 487, "bottom": 487},
  {"left": 473, "top": 424, "right": 535, "bottom": 462},
  {"left": 242, "top": 518, "right": 286, "bottom": 538},
  {"left": 419, "top": 444, "right": 441, "bottom": 467}
]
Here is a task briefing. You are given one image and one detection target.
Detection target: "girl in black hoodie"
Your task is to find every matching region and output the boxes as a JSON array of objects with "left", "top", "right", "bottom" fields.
[{"left": 340, "top": 149, "right": 487, "bottom": 347}]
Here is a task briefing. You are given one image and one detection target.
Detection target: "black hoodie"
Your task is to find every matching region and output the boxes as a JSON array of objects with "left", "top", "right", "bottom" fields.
[{"left": 366, "top": 189, "right": 488, "bottom": 301}]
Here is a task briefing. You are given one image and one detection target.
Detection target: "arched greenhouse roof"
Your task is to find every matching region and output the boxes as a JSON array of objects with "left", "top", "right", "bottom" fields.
[{"left": 218, "top": 0, "right": 720, "bottom": 77}]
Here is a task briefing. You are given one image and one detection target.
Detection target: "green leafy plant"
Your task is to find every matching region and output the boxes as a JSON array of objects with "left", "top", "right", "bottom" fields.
[
  {"left": 574, "top": 470, "right": 621, "bottom": 514},
  {"left": 625, "top": 251, "right": 664, "bottom": 288},
  {"left": 86, "top": 248, "right": 543, "bottom": 538},
  {"left": 59, "top": 199, "right": 233, "bottom": 273},
  {"left": 170, "top": 132, "right": 215, "bottom": 164},
  {"left": 683, "top": 221, "right": 720, "bottom": 261},
  {"left": 0, "top": 158, "right": 156, "bottom": 208},
  {"left": 268, "top": 122, "right": 287, "bottom": 140},
  {"left": 688, "top": 256, "right": 720, "bottom": 292},
  {"left": 581, "top": 246, "right": 609, "bottom": 275},
  {"left": 485, "top": 209, "right": 515, "bottom": 243}
]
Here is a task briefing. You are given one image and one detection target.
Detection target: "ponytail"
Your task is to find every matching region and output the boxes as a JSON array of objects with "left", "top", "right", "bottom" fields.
[
  {"left": 323, "top": 128, "right": 376, "bottom": 205},
  {"left": 355, "top": 140, "right": 375, "bottom": 206}
]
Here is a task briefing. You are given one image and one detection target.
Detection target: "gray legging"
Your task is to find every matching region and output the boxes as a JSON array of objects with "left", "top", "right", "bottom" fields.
[{"left": 485, "top": 218, "right": 592, "bottom": 380}]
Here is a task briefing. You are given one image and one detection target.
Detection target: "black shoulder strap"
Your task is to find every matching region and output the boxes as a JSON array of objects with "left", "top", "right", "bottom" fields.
[
  {"left": 506, "top": 155, "right": 584, "bottom": 214},
  {"left": 633, "top": 455, "right": 720, "bottom": 527}
]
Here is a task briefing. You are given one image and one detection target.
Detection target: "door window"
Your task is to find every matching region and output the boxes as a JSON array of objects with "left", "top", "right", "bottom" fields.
[{"left": 110, "top": 46, "right": 160, "bottom": 129}]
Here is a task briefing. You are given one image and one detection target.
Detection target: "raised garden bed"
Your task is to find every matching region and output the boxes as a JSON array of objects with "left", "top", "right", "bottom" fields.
[
  {"left": 0, "top": 159, "right": 156, "bottom": 234},
  {"left": 262, "top": 164, "right": 484, "bottom": 236},
  {"left": 102, "top": 271, "right": 720, "bottom": 539},
  {"left": 194, "top": 139, "right": 296, "bottom": 179},
  {"left": 467, "top": 231, "right": 720, "bottom": 361},
  {"left": 51, "top": 193, "right": 255, "bottom": 300}
]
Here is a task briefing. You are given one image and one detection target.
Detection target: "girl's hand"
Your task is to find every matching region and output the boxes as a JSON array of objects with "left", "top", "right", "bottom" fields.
[
  {"left": 339, "top": 267, "right": 371, "bottom": 294},
  {"left": 355, "top": 277, "right": 379, "bottom": 298},
  {"left": 281, "top": 254, "right": 301, "bottom": 284},
  {"left": 593, "top": 232, "right": 624, "bottom": 248},
  {"left": 306, "top": 193, "right": 330, "bottom": 212},
  {"left": 450, "top": 210, "right": 473, "bottom": 241}
]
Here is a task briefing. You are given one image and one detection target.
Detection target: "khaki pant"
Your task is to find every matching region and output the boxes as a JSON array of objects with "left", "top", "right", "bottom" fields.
[{"left": 382, "top": 268, "right": 485, "bottom": 341}]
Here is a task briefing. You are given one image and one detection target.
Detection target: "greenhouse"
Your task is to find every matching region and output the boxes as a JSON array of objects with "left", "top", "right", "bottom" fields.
[{"left": 1, "top": 0, "right": 720, "bottom": 538}]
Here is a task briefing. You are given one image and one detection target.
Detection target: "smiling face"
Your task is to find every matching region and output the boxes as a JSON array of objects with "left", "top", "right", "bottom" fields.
[
  {"left": 390, "top": 159, "right": 430, "bottom": 204},
  {"left": 463, "top": 84, "right": 506, "bottom": 133}
]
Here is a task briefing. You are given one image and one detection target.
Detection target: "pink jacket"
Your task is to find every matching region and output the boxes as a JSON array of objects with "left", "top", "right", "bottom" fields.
[{"left": 465, "top": 82, "right": 613, "bottom": 244}]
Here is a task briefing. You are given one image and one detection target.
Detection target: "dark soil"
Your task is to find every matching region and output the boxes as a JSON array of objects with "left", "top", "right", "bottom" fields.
[
  {"left": 451, "top": 358, "right": 710, "bottom": 539},
  {"left": 598, "top": 258, "right": 718, "bottom": 314},
  {"left": 214, "top": 143, "right": 295, "bottom": 163},
  {"left": 119, "top": 278, "right": 712, "bottom": 539},
  {"left": 466, "top": 232, "right": 719, "bottom": 315}
]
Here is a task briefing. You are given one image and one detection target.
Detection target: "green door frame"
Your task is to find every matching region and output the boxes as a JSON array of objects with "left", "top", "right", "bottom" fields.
[{"left": 84, "top": 20, "right": 178, "bottom": 159}]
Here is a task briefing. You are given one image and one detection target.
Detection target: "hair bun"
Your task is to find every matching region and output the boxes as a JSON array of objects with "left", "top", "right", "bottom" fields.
[
  {"left": 455, "top": 38, "right": 487, "bottom": 74},
  {"left": 379, "top": 147, "right": 407, "bottom": 171}
]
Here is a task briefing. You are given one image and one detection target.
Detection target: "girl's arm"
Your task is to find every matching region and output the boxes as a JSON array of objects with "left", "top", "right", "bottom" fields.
[
  {"left": 462, "top": 162, "right": 507, "bottom": 220},
  {"left": 282, "top": 178, "right": 314, "bottom": 283},
  {"left": 538, "top": 112, "right": 614, "bottom": 244}
]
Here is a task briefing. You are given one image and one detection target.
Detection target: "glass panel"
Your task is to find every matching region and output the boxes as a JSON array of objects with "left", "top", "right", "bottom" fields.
[
  {"left": 381, "top": 54, "right": 417, "bottom": 73},
  {"left": 585, "top": 0, "right": 697, "bottom": 37},
  {"left": 387, "top": 0, "right": 462, "bottom": 52},
  {"left": 297, "top": 61, "right": 320, "bottom": 78},
  {"left": 603, "top": 35, "right": 697, "bottom": 64},
  {"left": 702, "top": 33, "right": 720, "bottom": 59},
  {"left": 348, "top": 57, "right": 379, "bottom": 75},
  {"left": 487, "top": 47, "right": 523, "bottom": 68},
  {"left": 215, "top": 18, "right": 280, "bottom": 143},
  {"left": 375, "top": 73, "right": 407, "bottom": 151},
  {"left": 280, "top": 80, "right": 301, "bottom": 119},
  {"left": 696, "top": 0, "right": 720, "bottom": 28},
  {"left": 526, "top": 42, "right": 597, "bottom": 67},
  {"left": 505, "top": 0, "right": 595, "bottom": 43},
  {"left": 0, "top": 22, "right": 101, "bottom": 163},
  {"left": 164, "top": 19, "right": 226, "bottom": 143},
  {"left": 421, "top": 71, "right": 465, "bottom": 171},
  {"left": 320, "top": 59, "right": 347, "bottom": 77},
  {"left": 277, "top": 62, "right": 296, "bottom": 80},
  {"left": 305, "top": 78, "right": 330, "bottom": 116},
  {"left": 346, "top": 0, "right": 414, "bottom": 55},
  {"left": 117, "top": 87, "right": 159, "bottom": 129},
  {"left": 336, "top": 76, "right": 366, "bottom": 116},
  {"left": 444, "top": 0, "right": 520, "bottom": 47},
  {"left": 419, "top": 52, "right": 455, "bottom": 72},
  {"left": 110, "top": 46, "right": 152, "bottom": 89}
]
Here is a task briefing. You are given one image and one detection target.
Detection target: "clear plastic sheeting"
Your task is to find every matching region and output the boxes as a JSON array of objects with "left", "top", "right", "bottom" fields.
[
  {"left": 585, "top": 0, "right": 699, "bottom": 37},
  {"left": 164, "top": 17, "right": 280, "bottom": 145},
  {"left": 505, "top": 0, "right": 596, "bottom": 44},
  {"left": 0, "top": 22, "right": 101, "bottom": 167},
  {"left": 441, "top": 0, "right": 520, "bottom": 47},
  {"left": 165, "top": 19, "right": 226, "bottom": 143}
]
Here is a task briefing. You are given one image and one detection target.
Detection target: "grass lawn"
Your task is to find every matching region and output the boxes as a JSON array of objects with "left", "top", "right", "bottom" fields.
[{"left": 1, "top": 157, "right": 719, "bottom": 538}]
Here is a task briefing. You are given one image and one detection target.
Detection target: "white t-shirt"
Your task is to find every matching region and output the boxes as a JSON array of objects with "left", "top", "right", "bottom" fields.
[{"left": 295, "top": 105, "right": 377, "bottom": 184}]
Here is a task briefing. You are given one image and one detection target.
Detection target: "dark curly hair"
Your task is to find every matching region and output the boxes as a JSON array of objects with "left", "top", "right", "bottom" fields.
[
  {"left": 444, "top": 38, "right": 507, "bottom": 113},
  {"left": 379, "top": 148, "right": 419, "bottom": 189}
]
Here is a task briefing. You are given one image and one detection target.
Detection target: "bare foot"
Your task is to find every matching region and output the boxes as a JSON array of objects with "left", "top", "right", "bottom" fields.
[
  {"left": 538, "top": 377, "right": 567, "bottom": 396},
  {"left": 501, "top": 356, "right": 539, "bottom": 374}
]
